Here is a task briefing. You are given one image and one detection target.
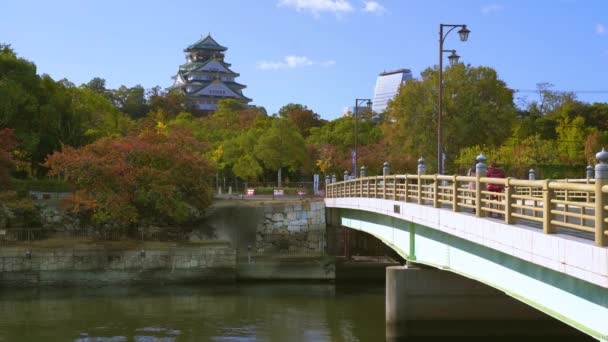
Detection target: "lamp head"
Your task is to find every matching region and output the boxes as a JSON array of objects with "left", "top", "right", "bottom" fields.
[
  {"left": 448, "top": 50, "right": 460, "bottom": 66},
  {"left": 458, "top": 25, "right": 470, "bottom": 42}
]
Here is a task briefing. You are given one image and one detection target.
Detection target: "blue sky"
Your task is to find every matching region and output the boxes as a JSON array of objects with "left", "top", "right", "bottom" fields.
[{"left": 2, "top": 0, "right": 607, "bottom": 119}]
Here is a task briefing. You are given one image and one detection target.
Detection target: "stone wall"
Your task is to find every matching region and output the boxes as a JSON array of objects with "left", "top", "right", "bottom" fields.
[
  {"left": 0, "top": 246, "right": 235, "bottom": 286},
  {"left": 256, "top": 201, "right": 326, "bottom": 253}
]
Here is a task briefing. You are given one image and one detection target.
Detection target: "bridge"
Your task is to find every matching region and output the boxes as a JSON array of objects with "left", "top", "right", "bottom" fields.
[{"left": 324, "top": 154, "right": 608, "bottom": 340}]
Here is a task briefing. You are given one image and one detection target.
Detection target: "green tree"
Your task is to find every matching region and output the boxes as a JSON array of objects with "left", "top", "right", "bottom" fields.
[
  {"left": 223, "top": 129, "right": 263, "bottom": 185},
  {"left": 84, "top": 77, "right": 108, "bottom": 96},
  {"left": 255, "top": 119, "right": 305, "bottom": 187},
  {"left": 556, "top": 115, "right": 587, "bottom": 163},
  {"left": 385, "top": 64, "right": 516, "bottom": 173},
  {"left": 111, "top": 85, "right": 148, "bottom": 119}
]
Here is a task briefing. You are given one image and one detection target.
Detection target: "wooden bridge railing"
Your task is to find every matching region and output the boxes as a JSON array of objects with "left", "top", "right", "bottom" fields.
[{"left": 326, "top": 173, "right": 607, "bottom": 247}]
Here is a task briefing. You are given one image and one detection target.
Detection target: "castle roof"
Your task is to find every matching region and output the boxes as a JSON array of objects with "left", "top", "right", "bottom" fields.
[{"left": 184, "top": 34, "right": 227, "bottom": 52}]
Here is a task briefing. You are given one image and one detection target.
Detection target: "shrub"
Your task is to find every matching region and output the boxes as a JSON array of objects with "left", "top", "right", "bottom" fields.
[
  {"left": 11, "top": 178, "right": 74, "bottom": 193},
  {"left": 43, "top": 129, "right": 214, "bottom": 225}
]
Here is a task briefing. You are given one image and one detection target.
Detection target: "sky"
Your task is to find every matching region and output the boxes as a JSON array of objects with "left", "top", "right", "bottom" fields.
[{"left": 2, "top": 0, "right": 608, "bottom": 119}]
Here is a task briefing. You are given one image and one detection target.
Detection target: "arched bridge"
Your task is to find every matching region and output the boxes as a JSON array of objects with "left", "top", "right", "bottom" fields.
[{"left": 325, "top": 170, "right": 608, "bottom": 340}]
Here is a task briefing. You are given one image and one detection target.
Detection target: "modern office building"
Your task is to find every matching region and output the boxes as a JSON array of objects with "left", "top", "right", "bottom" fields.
[
  {"left": 169, "top": 34, "right": 251, "bottom": 111},
  {"left": 372, "top": 69, "right": 413, "bottom": 113}
]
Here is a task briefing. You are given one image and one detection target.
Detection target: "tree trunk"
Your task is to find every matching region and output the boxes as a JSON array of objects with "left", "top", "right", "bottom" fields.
[{"left": 277, "top": 167, "right": 282, "bottom": 188}]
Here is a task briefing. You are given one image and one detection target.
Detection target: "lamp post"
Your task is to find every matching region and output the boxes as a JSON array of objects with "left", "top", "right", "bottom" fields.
[
  {"left": 354, "top": 98, "right": 372, "bottom": 177},
  {"left": 438, "top": 24, "right": 470, "bottom": 175}
]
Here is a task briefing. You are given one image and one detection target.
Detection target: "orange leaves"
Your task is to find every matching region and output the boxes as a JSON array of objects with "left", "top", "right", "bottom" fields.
[
  {"left": 44, "top": 130, "right": 213, "bottom": 225},
  {"left": 0, "top": 128, "right": 17, "bottom": 157},
  {"left": 62, "top": 191, "right": 98, "bottom": 212}
]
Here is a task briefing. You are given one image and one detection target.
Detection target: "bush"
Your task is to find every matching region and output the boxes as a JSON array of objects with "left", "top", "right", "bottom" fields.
[
  {"left": 11, "top": 178, "right": 74, "bottom": 193},
  {"left": 0, "top": 191, "right": 40, "bottom": 227},
  {"left": 43, "top": 129, "right": 214, "bottom": 225}
]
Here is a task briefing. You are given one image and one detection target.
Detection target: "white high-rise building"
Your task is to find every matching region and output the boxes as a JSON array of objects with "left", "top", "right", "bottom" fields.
[{"left": 372, "top": 69, "right": 413, "bottom": 113}]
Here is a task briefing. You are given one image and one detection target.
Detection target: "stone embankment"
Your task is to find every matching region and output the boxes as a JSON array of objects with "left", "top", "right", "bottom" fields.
[
  {"left": 256, "top": 201, "right": 326, "bottom": 253},
  {"left": 0, "top": 245, "right": 235, "bottom": 286}
]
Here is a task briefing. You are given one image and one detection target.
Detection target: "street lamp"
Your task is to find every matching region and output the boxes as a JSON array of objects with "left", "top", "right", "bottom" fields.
[
  {"left": 354, "top": 98, "right": 372, "bottom": 177},
  {"left": 438, "top": 24, "right": 470, "bottom": 175},
  {"left": 447, "top": 50, "right": 460, "bottom": 66}
]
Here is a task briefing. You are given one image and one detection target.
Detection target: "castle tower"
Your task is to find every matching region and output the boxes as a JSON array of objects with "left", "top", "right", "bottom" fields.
[{"left": 170, "top": 34, "right": 251, "bottom": 111}]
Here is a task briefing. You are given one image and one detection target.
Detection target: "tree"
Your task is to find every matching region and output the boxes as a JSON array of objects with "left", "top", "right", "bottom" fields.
[
  {"left": 223, "top": 129, "right": 263, "bottom": 184},
  {"left": 43, "top": 129, "right": 213, "bottom": 225},
  {"left": 0, "top": 128, "right": 17, "bottom": 189},
  {"left": 584, "top": 130, "right": 608, "bottom": 165},
  {"left": 147, "top": 88, "right": 192, "bottom": 118},
  {"left": 556, "top": 115, "right": 587, "bottom": 163},
  {"left": 278, "top": 103, "right": 323, "bottom": 138},
  {"left": 84, "top": 77, "right": 108, "bottom": 96},
  {"left": 110, "top": 85, "right": 148, "bottom": 119},
  {"left": 384, "top": 64, "right": 516, "bottom": 173},
  {"left": 254, "top": 119, "right": 305, "bottom": 187}
]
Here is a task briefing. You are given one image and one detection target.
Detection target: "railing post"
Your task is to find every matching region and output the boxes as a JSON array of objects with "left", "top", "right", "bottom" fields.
[
  {"left": 475, "top": 154, "right": 487, "bottom": 217},
  {"left": 404, "top": 176, "right": 410, "bottom": 203},
  {"left": 529, "top": 168, "right": 536, "bottom": 181},
  {"left": 383, "top": 175, "right": 387, "bottom": 199},
  {"left": 594, "top": 149, "right": 608, "bottom": 246},
  {"left": 586, "top": 165, "right": 593, "bottom": 203},
  {"left": 504, "top": 177, "right": 514, "bottom": 224},
  {"left": 417, "top": 158, "right": 426, "bottom": 205},
  {"left": 433, "top": 174, "right": 439, "bottom": 208},
  {"left": 452, "top": 175, "right": 459, "bottom": 212},
  {"left": 543, "top": 179, "right": 555, "bottom": 234},
  {"left": 344, "top": 170, "right": 349, "bottom": 182},
  {"left": 586, "top": 165, "right": 594, "bottom": 179},
  {"left": 332, "top": 174, "right": 337, "bottom": 197},
  {"left": 392, "top": 176, "right": 397, "bottom": 201},
  {"left": 383, "top": 161, "right": 390, "bottom": 176}
]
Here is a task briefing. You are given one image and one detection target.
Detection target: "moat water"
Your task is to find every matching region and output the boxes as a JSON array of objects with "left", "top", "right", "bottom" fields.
[{"left": 0, "top": 283, "right": 591, "bottom": 341}]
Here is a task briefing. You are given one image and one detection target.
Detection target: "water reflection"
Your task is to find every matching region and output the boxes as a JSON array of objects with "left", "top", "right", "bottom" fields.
[
  {"left": 0, "top": 284, "right": 382, "bottom": 342},
  {"left": 0, "top": 283, "right": 592, "bottom": 341}
]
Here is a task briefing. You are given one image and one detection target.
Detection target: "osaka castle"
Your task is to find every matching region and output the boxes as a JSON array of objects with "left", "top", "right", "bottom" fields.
[{"left": 170, "top": 34, "right": 251, "bottom": 111}]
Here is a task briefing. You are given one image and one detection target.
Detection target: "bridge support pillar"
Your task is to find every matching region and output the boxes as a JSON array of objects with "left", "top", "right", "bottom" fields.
[{"left": 386, "top": 265, "right": 548, "bottom": 338}]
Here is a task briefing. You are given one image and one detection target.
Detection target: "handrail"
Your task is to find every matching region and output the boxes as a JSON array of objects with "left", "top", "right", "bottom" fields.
[{"left": 326, "top": 174, "right": 608, "bottom": 247}]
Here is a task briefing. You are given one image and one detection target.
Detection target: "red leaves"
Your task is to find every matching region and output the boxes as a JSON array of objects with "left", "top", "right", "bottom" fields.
[
  {"left": 0, "top": 128, "right": 17, "bottom": 158},
  {"left": 0, "top": 128, "right": 18, "bottom": 189},
  {"left": 44, "top": 129, "right": 213, "bottom": 224}
]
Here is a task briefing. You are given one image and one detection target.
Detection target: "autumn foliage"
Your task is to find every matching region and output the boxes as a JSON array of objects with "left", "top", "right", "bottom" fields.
[
  {"left": 43, "top": 129, "right": 213, "bottom": 225},
  {"left": 0, "top": 128, "right": 18, "bottom": 189}
]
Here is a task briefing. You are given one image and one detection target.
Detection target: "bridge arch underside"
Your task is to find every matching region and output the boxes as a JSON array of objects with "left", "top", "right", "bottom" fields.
[{"left": 326, "top": 203, "right": 608, "bottom": 340}]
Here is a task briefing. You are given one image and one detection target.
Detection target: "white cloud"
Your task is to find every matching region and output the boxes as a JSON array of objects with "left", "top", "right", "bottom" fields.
[
  {"left": 278, "top": 0, "right": 353, "bottom": 17},
  {"left": 481, "top": 4, "right": 503, "bottom": 14},
  {"left": 362, "top": 1, "right": 386, "bottom": 15},
  {"left": 321, "top": 60, "right": 336, "bottom": 67},
  {"left": 257, "top": 56, "right": 336, "bottom": 70},
  {"left": 596, "top": 23, "right": 606, "bottom": 35}
]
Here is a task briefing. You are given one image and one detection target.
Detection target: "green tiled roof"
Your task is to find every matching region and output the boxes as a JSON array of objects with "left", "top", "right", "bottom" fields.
[
  {"left": 184, "top": 34, "right": 227, "bottom": 52},
  {"left": 179, "top": 58, "right": 237, "bottom": 75}
]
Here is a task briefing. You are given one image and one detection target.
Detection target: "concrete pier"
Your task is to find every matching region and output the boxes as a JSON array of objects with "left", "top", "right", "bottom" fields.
[{"left": 385, "top": 265, "right": 568, "bottom": 338}]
